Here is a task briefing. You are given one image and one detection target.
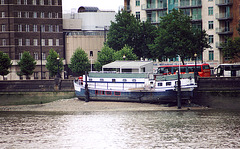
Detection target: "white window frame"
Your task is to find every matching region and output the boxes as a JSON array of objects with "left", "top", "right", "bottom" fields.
[
  {"left": 33, "top": 39, "right": 38, "bottom": 46},
  {"left": 2, "top": 24, "right": 5, "bottom": 32},
  {"left": 26, "top": 39, "right": 30, "bottom": 46},
  {"left": 48, "top": 39, "right": 53, "bottom": 46},
  {"left": 41, "top": 39, "right": 45, "bottom": 46},
  {"left": 56, "top": 39, "right": 59, "bottom": 46},
  {"left": 18, "top": 39, "right": 22, "bottom": 46},
  {"left": 26, "top": 24, "right": 30, "bottom": 32},
  {"left": 33, "top": 12, "right": 37, "bottom": 18},
  {"left": 2, "top": 39, "right": 6, "bottom": 46}
]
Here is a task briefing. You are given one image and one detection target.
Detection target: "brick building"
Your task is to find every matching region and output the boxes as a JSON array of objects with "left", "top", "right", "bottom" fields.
[{"left": 0, "top": 0, "right": 63, "bottom": 80}]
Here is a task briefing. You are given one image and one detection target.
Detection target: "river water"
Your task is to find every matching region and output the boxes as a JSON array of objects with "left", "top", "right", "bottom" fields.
[{"left": 1, "top": 109, "right": 240, "bottom": 148}]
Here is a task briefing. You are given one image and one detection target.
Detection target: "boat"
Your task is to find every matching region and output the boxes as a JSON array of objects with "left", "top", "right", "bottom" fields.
[{"left": 73, "top": 71, "right": 197, "bottom": 103}]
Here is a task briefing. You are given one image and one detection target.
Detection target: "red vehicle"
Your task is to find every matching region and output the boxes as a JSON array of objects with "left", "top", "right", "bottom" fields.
[{"left": 157, "top": 63, "right": 211, "bottom": 77}]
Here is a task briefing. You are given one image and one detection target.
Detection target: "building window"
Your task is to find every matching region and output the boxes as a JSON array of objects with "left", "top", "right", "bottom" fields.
[
  {"left": 26, "top": 39, "right": 30, "bottom": 46},
  {"left": 41, "top": 25, "right": 45, "bottom": 32},
  {"left": 32, "top": 0, "right": 36, "bottom": 5},
  {"left": 1, "top": 0, "right": 4, "bottom": 4},
  {"left": 136, "top": 0, "right": 140, "bottom": 6},
  {"left": 33, "top": 25, "right": 37, "bottom": 32},
  {"left": 25, "top": 12, "right": 29, "bottom": 18},
  {"left": 41, "top": 39, "right": 45, "bottom": 46},
  {"left": 55, "top": 0, "right": 58, "bottom": 5},
  {"left": 209, "top": 35, "right": 214, "bottom": 43},
  {"left": 136, "top": 12, "right": 140, "bottom": 20},
  {"left": 48, "top": 12, "right": 52, "bottom": 18},
  {"left": 55, "top": 25, "right": 59, "bottom": 32},
  {"left": 18, "top": 12, "right": 21, "bottom": 18},
  {"left": 209, "top": 51, "right": 214, "bottom": 60},
  {"left": 17, "top": 0, "right": 21, "bottom": 5},
  {"left": 18, "top": 39, "right": 22, "bottom": 46},
  {"left": 55, "top": 12, "right": 58, "bottom": 18},
  {"left": 48, "top": 0, "right": 52, "bottom": 5},
  {"left": 208, "top": 7, "right": 213, "bottom": 16},
  {"left": 34, "top": 52, "right": 38, "bottom": 60},
  {"left": 40, "top": 0, "right": 44, "bottom": 5},
  {"left": 33, "top": 12, "right": 37, "bottom": 18},
  {"left": 33, "top": 39, "right": 38, "bottom": 46},
  {"left": 208, "top": 21, "right": 213, "bottom": 29},
  {"left": 56, "top": 39, "right": 59, "bottom": 46},
  {"left": 90, "top": 51, "right": 93, "bottom": 56},
  {"left": 19, "top": 53, "right": 23, "bottom": 60},
  {"left": 2, "top": 25, "right": 5, "bottom": 32},
  {"left": 2, "top": 39, "right": 6, "bottom": 46},
  {"left": 26, "top": 24, "right": 30, "bottom": 32},
  {"left": 41, "top": 12, "right": 44, "bottom": 18},
  {"left": 42, "top": 52, "right": 46, "bottom": 60},
  {"left": 48, "top": 39, "right": 53, "bottom": 46},
  {"left": 24, "top": 0, "right": 27, "bottom": 5},
  {"left": 18, "top": 24, "right": 22, "bottom": 32},
  {"left": 1, "top": 12, "right": 4, "bottom": 18},
  {"left": 49, "top": 25, "right": 53, "bottom": 32}
]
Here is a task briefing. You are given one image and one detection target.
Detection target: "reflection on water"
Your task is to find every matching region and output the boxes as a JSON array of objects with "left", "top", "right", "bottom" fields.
[{"left": 1, "top": 110, "right": 240, "bottom": 148}]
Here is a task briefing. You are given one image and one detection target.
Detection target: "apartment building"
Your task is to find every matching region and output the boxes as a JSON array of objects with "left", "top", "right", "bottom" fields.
[
  {"left": 0, "top": 0, "right": 63, "bottom": 80},
  {"left": 124, "top": 0, "right": 240, "bottom": 68}
]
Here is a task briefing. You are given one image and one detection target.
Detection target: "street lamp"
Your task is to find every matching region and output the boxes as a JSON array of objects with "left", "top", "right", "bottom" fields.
[
  {"left": 57, "top": 56, "right": 60, "bottom": 78},
  {"left": 194, "top": 53, "right": 197, "bottom": 83},
  {"left": 123, "top": 55, "right": 126, "bottom": 61}
]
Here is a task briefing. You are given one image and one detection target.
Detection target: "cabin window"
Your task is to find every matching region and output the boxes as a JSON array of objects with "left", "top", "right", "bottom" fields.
[
  {"left": 158, "top": 83, "right": 163, "bottom": 86},
  {"left": 100, "top": 79, "right": 104, "bottom": 81},
  {"left": 132, "top": 79, "right": 136, "bottom": 82},
  {"left": 112, "top": 79, "right": 116, "bottom": 83},
  {"left": 123, "top": 79, "right": 127, "bottom": 82},
  {"left": 89, "top": 78, "right": 92, "bottom": 81},
  {"left": 114, "top": 92, "right": 121, "bottom": 96},
  {"left": 166, "top": 82, "right": 171, "bottom": 86},
  {"left": 106, "top": 91, "right": 112, "bottom": 95},
  {"left": 96, "top": 90, "right": 105, "bottom": 95}
]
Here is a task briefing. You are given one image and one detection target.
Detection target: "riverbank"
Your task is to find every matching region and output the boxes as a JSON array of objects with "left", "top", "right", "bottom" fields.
[{"left": 0, "top": 98, "right": 209, "bottom": 112}]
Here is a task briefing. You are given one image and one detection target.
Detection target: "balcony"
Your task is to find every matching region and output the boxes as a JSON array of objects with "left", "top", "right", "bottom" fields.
[
  {"left": 141, "top": 3, "right": 167, "bottom": 11},
  {"left": 216, "top": 0, "right": 233, "bottom": 6},
  {"left": 215, "top": 13, "right": 233, "bottom": 20},
  {"left": 191, "top": 14, "right": 202, "bottom": 22},
  {"left": 216, "top": 27, "right": 233, "bottom": 35},
  {"left": 124, "top": 5, "right": 131, "bottom": 12},
  {"left": 179, "top": 0, "right": 202, "bottom": 9}
]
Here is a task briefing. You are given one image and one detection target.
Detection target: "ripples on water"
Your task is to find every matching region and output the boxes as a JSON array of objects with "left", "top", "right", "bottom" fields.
[{"left": 0, "top": 110, "right": 240, "bottom": 149}]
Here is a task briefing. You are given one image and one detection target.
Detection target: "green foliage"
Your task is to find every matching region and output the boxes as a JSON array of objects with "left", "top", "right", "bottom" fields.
[
  {"left": 107, "top": 11, "right": 157, "bottom": 58},
  {"left": 221, "top": 37, "right": 240, "bottom": 61},
  {"left": 46, "top": 49, "right": 63, "bottom": 77},
  {"left": 69, "top": 48, "right": 90, "bottom": 75},
  {"left": 17, "top": 51, "right": 36, "bottom": 78},
  {"left": 114, "top": 45, "right": 138, "bottom": 60},
  {"left": 94, "top": 45, "right": 138, "bottom": 71},
  {"left": 0, "top": 51, "right": 12, "bottom": 78},
  {"left": 150, "top": 9, "right": 209, "bottom": 64},
  {"left": 94, "top": 45, "right": 115, "bottom": 71}
]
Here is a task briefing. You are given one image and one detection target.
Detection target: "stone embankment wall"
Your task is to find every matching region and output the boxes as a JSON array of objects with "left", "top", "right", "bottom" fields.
[
  {"left": 194, "top": 77, "right": 240, "bottom": 109},
  {"left": 0, "top": 79, "right": 75, "bottom": 105}
]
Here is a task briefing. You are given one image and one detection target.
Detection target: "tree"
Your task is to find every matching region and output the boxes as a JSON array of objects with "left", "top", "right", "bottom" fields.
[
  {"left": 94, "top": 45, "right": 115, "bottom": 71},
  {"left": 150, "top": 9, "right": 209, "bottom": 64},
  {"left": 46, "top": 49, "right": 63, "bottom": 77},
  {"left": 221, "top": 37, "right": 240, "bottom": 62},
  {"left": 0, "top": 51, "right": 12, "bottom": 79},
  {"left": 107, "top": 11, "right": 157, "bottom": 58},
  {"left": 17, "top": 51, "right": 36, "bottom": 79},
  {"left": 114, "top": 45, "right": 138, "bottom": 60},
  {"left": 69, "top": 48, "right": 90, "bottom": 75}
]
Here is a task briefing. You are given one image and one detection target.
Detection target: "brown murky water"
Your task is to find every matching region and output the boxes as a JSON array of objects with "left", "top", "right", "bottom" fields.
[{"left": 1, "top": 109, "right": 240, "bottom": 148}]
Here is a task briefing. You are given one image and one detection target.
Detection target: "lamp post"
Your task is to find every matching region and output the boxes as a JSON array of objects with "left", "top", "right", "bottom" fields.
[
  {"left": 194, "top": 53, "right": 197, "bottom": 83},
  {"left": 57, "top": 56, "right": 60, "bottom": 78},
  {"left": 123, "top": 55, "right": 126, "bottom": 61}
]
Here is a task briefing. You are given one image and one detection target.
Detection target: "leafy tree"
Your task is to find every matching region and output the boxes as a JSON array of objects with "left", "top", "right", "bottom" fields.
[
  {"left": 0, "top": 51, "right": 12, "bottom": 79},
  {"left": 46, "top": 49, "right": 63, "bottom": 77},
  {"left": 94, "top": 45, "right": 115, "bottom": 71},
  {"left": 107, "top": 11, "right": 157, "bottom": 58},
  {"left": 221, "top": 37, "right": 240, "bottom": 62},
  {"left": 69, "top": 48, "right": 90, "bottom": 75},
  {"left": 17, "top": 51, "right": 36, "bottom": 79},
  {"left": 150, "top": 9, "right": 209, "bottom": 64},
  {"left": 114, "top": 45, "right": 138, "bottom": 60}
]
